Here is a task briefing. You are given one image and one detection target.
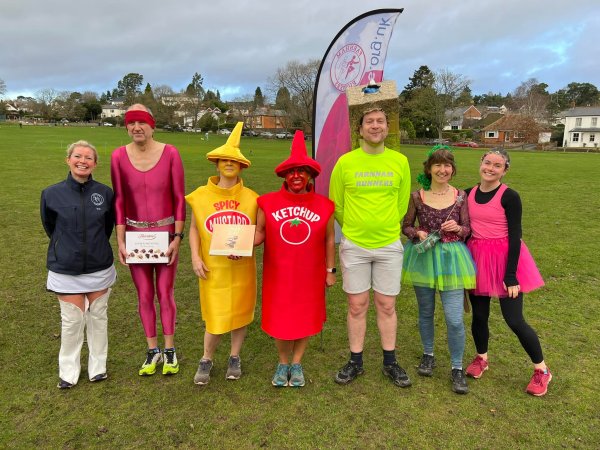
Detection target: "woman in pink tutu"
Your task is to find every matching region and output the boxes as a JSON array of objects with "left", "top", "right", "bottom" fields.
[{"left": 465, "top": 148, "right": 551, "bottom": 396}]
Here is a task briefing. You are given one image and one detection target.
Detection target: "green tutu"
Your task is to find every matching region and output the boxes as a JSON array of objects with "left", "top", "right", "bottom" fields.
[{"left": 402, "top": 240, "right": 476, "bottom": 290}]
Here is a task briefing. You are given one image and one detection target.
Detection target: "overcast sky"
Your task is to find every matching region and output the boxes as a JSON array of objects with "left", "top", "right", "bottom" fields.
[{"left": 2, "top": 0, "right": 598, "bottom": 101}]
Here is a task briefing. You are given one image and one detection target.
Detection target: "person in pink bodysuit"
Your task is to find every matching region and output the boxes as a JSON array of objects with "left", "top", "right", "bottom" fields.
[{"left": 110, "top": 104, "right": 186, "bottom": 377}]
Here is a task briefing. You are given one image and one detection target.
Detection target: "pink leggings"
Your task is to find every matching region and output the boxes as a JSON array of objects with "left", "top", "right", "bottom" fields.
[{"left": 129, "top": 258, "right": 178, "bottom": 337}]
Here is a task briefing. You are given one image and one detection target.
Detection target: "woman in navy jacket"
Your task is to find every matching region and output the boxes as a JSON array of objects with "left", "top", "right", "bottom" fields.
[{"left": 41, "top": 140, "right": 116, "bottom": 389}]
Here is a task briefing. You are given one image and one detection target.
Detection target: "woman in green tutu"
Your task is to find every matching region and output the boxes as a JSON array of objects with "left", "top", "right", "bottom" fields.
[{"left": 401, "top": 145, "right": 475, "bottom": 394}]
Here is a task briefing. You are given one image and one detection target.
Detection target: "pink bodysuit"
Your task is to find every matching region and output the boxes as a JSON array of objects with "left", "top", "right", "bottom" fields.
[{"left": 111, "top": 145, "right": 186, "bottom": 337}]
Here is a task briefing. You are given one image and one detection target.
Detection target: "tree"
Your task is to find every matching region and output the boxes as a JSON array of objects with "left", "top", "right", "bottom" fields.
[
  {"left": 401, "top": 65, "right": 434, "bottom": 100},
  {"left": 253, "top": 87, "right": 264, "bottom": 108},
  {"left": 399, "top": 118, "right": 416, "bottom": 140},
  {"left": 564, "top": 82, "right": 600, "bottom": 107},
  {"left": 269, "top": 59, "right": 320, "bottom": 130},
  {"left": 184, "top": 72, "right": 205, "bottom": 127},
  {"left": 274, "top": 87, "right": 291, "bottom": 110},
  {"left": 512, "top": 78, "right": 550, "bottom": 120},
  {"left": 456, "top": 86, "right": 473, "bottom": 106},
  {"left": 152, "top": 84, "right": 178, "bottom": 127},
  {"left": 0, "top": 79, "right": 6, "bottom": 97},
  {"left": 116, "top": 73, "right": 144, "bottom": 106},
  {"left": 35, "top": 88, "right": 59, "bottom": 120},
  {"left": 473, "top": 92, "right": 506, "bottom": 106}
]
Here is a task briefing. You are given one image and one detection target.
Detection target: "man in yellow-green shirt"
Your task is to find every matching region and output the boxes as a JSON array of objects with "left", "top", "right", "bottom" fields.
[{"left": 329, "top": 108, "right": 412, "bottom": 388}]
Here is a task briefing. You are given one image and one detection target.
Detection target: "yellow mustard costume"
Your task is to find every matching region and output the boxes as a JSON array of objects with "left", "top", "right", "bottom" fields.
[{"left": 185, "top": 122, "right": 258, "bottom": 334}]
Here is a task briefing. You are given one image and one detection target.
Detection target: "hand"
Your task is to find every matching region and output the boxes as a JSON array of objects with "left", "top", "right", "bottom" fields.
[
  {"left": 416, "top": 230, "right": 428, "bottom": 241},
  {"left": 228, "top": 255, "right": 242, "bottom": 260},
  {"left": 441, "top": 220, "right": 461, "bottom": 233},
  {"left": 326, "top": 272, "right": 336, "bottom": 288},
  {"left": 503, "top": 282, "right": 521, "bottom": 298},
  {"left": 166, "top": 238, "right": 181, "bottom": 266},
  {"left": 117, "top": 243, "right": 129, "bottom": 266},
  {"left": 192, "top": 259, "right": 209, "bottom": 279}
]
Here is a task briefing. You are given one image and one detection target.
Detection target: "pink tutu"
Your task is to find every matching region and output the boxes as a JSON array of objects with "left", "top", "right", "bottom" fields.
[{"left": 467, "top": 237, "right": 544, "bottom": 297}]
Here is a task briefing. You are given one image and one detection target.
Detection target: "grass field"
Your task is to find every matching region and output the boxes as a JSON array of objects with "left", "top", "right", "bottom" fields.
[{"left": 0, "top": 123, "right": 599, "bottom": 449}]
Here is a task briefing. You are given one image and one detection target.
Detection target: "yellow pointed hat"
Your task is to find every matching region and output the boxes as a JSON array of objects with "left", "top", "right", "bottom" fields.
[{"left": 206, "top": 122, "right": 251, "bottom": 168}]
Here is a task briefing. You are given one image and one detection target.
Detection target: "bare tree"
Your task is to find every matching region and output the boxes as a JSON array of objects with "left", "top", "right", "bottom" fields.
[
  {"left": 512, "top": 78, "right": 550, "bottom": 121},
  {"left": 431, "top": 69, "right": 470, "bottom": 137},
  {"left": 35, "top": 88, "right": 59, "bottom": 120},
  {"left": 269, "top": 59, "right": 320, "bottom": 130},
  {"left": 0, "top": 79, "right": 6, "bottom": 97}
]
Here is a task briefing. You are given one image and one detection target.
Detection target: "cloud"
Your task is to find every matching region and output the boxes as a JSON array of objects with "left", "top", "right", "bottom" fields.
[{"left": 1, "top": 0, "right": 598, "bottom": 100}]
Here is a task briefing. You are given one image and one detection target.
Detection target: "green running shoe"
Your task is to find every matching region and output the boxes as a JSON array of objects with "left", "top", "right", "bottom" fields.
[
  {"left": 139, "top": 348, "right": 163, "bottom": 376},
  {"left": 162, "top": 348, "right": 179, "bottom": 375}
]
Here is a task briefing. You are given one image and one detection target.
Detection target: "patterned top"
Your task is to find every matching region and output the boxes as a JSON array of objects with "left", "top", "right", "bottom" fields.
[{"left": 402, "top": 189, "right": 470, "bottom": 243}]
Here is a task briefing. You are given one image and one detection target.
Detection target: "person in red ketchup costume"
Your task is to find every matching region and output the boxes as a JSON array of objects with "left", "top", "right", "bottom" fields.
[{"left": 254, "top": 131, "right": 336, "bottom": 387}]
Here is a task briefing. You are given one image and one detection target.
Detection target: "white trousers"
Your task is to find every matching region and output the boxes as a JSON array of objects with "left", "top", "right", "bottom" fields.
[{"left": 58, "top": 289, "right": 110, "bottom": 384}]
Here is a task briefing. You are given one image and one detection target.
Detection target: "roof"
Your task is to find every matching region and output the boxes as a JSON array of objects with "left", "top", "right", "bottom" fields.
[
  {"left": 567, "top": 127, "right": 600, "bottom": 133},
  {"left": 482, "top": 114, "right": 537, "bottom": 131},
  {"left": 560, "top": 106, "right": 600, "bottom": 117}
]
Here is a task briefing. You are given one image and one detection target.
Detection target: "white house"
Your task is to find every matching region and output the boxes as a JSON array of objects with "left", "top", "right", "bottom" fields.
[
  {"left": 561, "top": 107, "right": 600, "bottom": 148},
  {"left": 443, "top": 105, "right": 482, "bottom": 130},
  {"left": 101, "top": 104, "right": 126, "bottom": 119}
]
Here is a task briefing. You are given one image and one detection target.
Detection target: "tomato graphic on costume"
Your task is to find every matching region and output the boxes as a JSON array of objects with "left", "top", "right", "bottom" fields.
[
  {"left": 280, "top": 218, "right": 311, "bottom": 245},
  {"left": 257, "top": 185, "right": 334, "bottom": 340}
]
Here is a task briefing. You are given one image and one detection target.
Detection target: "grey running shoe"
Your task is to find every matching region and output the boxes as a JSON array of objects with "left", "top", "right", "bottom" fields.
[
  {"left": 334, "top": 360, "right": 364, "bottom": 385},
  {"left": 90, "top": 373, "right": 108, "bottom": 382},
  {"left": 193, "top": 358, "right": 213, "bottom": 385},
  {"left": 289, "top": 363, "right": 305, "bottom": 387},
  {"left": 272, "top": 363, "right": 290, "bottom": 387},
  {"left": 225, "top": 355, "right": 242, "bottom": 380},
  {"left": 416, "top": 354, "right": 436, "bottom": 377},
  {"left": 382, "top": 362, "right": 412, "bottom": 387},
  {"left": 451, "top": 368, "right": 469, "bottom": 394}
]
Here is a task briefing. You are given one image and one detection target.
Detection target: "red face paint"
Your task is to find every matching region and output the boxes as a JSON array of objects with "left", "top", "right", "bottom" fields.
[{"left": 285, "top": 167, "right": 310, "bottom": 194}]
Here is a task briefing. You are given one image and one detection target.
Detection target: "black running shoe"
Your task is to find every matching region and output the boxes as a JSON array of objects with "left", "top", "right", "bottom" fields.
[
  {"left": 451, "top": 368, "right": 469, "bottom": 394},
  {"left": 416, "top": 354, "right": 436, "bottom": 377},
  {"left": 334, "top": 360, "right": 364, "bottom": 385},
  {"left": 382, "top": 362, "right": 412, "bottom": 387}
]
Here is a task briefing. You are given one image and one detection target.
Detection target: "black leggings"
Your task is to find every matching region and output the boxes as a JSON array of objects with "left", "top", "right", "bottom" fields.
[{"left": 469, "top": 293, "right": 544, "bottom": 364}]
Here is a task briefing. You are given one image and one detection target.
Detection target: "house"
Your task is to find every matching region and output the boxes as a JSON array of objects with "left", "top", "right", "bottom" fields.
[
  {"left": 443, "top": 105, "right": 481, "bottom": 130},
  {"left": 101, "top": 104, "right": 126, "bottom": 119},
  {"left": 244, "top": 107, "right": 289, "bottom": 131},
  {"left": 561, "top": 106, "right": 600, "bottom": 148},
  {"left": 482, "top": 114, "right": 545, "bottom": 145}
]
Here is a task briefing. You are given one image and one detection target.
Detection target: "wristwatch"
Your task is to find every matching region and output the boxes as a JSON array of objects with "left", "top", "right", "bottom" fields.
[
  {"left": 326, "top": 267, "right": 336, "bottom": 273},
  {"left": 170, "top": 232, "right": 185, "bottom": 240}
]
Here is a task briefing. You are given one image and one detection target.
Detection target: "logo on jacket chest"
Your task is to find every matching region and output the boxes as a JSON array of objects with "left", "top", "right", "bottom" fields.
[{"left": 91, "top": 193, "right": 105, "bottom": 206}]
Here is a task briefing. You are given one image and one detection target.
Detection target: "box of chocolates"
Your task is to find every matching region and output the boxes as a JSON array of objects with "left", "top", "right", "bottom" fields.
[{"left": 125, "top": 231, "right": 169, "bottom": 264}]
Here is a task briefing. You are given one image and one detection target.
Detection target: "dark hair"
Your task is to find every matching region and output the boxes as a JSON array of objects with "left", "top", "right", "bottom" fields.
[
  {"left": 482, "top": 147, "right": 511, "bottom": 168},
  {"left": 423, "top": 148, "right": 456, "bottom": 180}
]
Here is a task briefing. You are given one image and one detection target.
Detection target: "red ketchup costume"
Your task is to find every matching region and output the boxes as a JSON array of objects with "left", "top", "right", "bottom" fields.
[
  {"left": 111, "top": 143, "right": 186, "bottom": 338},
  {"left": 257, "top": 134, "right": 334, "bottom": 340}
]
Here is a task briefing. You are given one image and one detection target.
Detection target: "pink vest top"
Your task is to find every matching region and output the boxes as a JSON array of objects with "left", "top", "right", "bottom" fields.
[{"left": 468, "top": 184, "right": 508, "bottom": 240}]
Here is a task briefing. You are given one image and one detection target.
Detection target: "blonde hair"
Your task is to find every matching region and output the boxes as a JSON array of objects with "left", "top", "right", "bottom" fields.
[{"left": 66, "top": 140, "right": 98, "bottom": 162}]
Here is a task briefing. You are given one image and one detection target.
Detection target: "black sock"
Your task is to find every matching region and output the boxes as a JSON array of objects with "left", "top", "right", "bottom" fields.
[
  {"left": 350, "top": 351, "right": 363, "bottom": 366},
  {"left": 383, "top": 349, "right": 396, "bottom": 366}
]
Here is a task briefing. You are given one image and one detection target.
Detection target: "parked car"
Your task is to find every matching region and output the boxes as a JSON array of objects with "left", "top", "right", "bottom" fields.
[
  {"left": 275, "top": 132, "right": 293, "bottom": 139},
  {"left": 103, "top": 122, "right": 114, "bottom": 127},
  {"left": 242, "top": 130, "right": 258, "bottom": 137},
  {"left": 218, "top": 129, "right": 232, "bottom": 135},
  {"left": 260, "top": 132, "right": 275, "bottom": 138},
  {"left": 454, "top": 141, "right": 479, "bottom": 148},
  {"left": 424, "top": 138, "right": 450, "bottom": 145}
]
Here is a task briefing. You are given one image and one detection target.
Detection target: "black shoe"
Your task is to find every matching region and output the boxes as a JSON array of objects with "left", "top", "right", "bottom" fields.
[
  {"left": 57, "top": 379, "right": 73, "bottom": 389},
  {"left": 382, "top": 362, "right": 412, "bottom": 387},
  {"left": 334, "top": 360, "right": 364, "bottom": 385},
  {"left": 416, "top": 354, "right": 436, "bottom": 377},
  {"left": 451, "top": 368, "right": 469, "bottom": 394},
  {"left": 90, "top": 373, "right": 108, "bottom": 382}
]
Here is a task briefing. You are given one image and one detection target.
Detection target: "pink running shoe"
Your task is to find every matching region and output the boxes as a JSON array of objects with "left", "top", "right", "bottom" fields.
[
  {"left": 526, "top": 368, "right": 552, "bottom": 396},
  {"left": 466, "top": 355, "right": 489, "bottom": 379}
]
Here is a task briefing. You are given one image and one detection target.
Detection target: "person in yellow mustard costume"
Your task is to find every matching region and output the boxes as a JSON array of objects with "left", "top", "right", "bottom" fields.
[{"left": 186, "top": 122, "right": 258, "bottom": 386}]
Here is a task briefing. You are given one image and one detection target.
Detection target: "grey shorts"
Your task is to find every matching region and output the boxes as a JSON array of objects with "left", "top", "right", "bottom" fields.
[{"left": 339, "top": 237, "right": 404, "bottom": 296}]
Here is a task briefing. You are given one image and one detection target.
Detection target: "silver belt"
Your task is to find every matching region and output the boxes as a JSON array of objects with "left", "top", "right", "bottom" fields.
[{"left": 126, "top": 216, "right": 175, "bottom": 228}]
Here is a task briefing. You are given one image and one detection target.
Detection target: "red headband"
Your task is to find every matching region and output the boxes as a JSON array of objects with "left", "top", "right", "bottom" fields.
[{"left": 124, "top": 110, "right": 155, "bottom": 129}]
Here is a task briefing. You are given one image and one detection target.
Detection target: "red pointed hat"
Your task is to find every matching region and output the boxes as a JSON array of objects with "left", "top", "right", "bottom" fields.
[{"left": 275, "top": 131, "right": 321, "bottom": 177}]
